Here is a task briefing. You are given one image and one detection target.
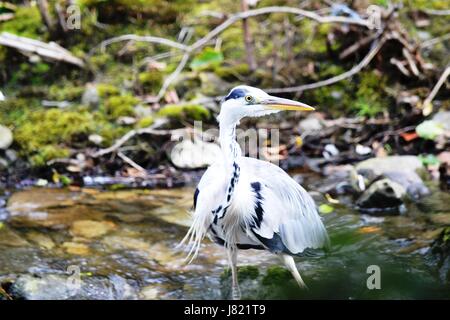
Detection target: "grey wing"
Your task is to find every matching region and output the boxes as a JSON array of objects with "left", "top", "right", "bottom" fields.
[{"left": 241, "top": 157, "right": 329, "bottom": 255}]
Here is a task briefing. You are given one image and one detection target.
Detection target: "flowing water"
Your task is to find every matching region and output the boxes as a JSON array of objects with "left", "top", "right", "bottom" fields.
[{"left": 0, "top": 176, "right": 449, "bottom": 299}]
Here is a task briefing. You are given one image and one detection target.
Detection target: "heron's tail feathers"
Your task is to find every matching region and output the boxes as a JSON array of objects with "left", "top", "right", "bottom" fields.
[{"left": 177, "top": 211, "right": 208, "bottom": 264}]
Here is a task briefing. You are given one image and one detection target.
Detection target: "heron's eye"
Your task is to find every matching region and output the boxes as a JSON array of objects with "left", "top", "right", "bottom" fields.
[{"left": 244, "top": 95, "right": 253, "bottom": 103}]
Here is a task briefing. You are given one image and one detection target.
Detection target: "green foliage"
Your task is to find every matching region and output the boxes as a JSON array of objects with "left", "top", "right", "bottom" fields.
[
  {"left": 0, "top": 98, "right": 38, "bottom": 126},
  {"left": 351, "top": 71, "right": 388, "bottom": 117},
  {"left": 190, "top": 48, "right": 224, "bottom": 71},
  {"left": 9, "top": 62, "right": 51, "bottom": 86},
  {"left": 157, "top": 103, "right": 210, "bottom": 121},
  {"left": 418, "top": 154, "right": 440, "bottom": 166}
]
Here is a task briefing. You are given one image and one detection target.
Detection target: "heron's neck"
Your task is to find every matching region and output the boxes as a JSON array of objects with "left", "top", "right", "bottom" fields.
[{"left": 219, "top": 119, "right": 241, "bottom": 165}]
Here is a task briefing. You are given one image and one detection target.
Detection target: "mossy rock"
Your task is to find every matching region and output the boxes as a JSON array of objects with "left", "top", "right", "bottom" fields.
[
  {"left": 14, "top": 108, "right": 94, "bottom": 157},
  {"left": 221, "top": 265, "right": 260, "bottom": 282},
  {"left": 261, "top": 265, "right": 292, "bottom": 286},
  {"left": 157, "top": 103, "right": 210, "bottom": 121},
  {"left": 220, "top": 265, "right": 303, "bottom": 299}
]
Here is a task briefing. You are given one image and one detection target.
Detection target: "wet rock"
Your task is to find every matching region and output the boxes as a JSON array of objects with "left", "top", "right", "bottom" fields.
[
  {"left": 10, "top": 274, "right": 138, "bottom": 300},
  {"left": 139, "top": 285, "right": 162, "bottom": 300},
  {"left": 428, "top": 227, "right": 450, "bottom": 283},
  {"left": 355, "top": 156, "right": 430, "bottom": 199},
  {"left": 70, "top": 220, "right": 116, "bottom": 238},
  {"left": 7, "top": 189, "right": 104, "bottom": 228},
  {"left": 0, "top": 225, "right": 29, "bottom": 247},
  {"left": 356, "top": 156, "right": 423, "bottom": 176},
  {"left": 62, "top": 242, "right": 91, "bottom": 255},
  {"left": 0, "top": 125, "right": 13, "bottom": 150},
  {"left": 25, "top": 231, "right": 55, "bottom": 250},
  {"left": 5, "top": 149, "right": 17, "bottom": 163},
  {"left": 356, "top": 178, "right": 406, "bottom": 214}
]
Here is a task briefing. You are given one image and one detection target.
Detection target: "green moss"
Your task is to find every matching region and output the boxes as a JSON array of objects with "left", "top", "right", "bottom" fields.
[
  {"left": 14, "top": 108, "right": 94, "bottom": 155},
  {"left": 157, "top": 103, "right": 210, "bottom": 121},
  {"left": 96, "top": 83, "right": 120, "bottom": 98},
  {"left": 221, "top": 265, "right": 259, "bottom": 282},
  {"left": 0, "top": 5, "right": 44, "bottom": 38},
  {"left": 262, "top": 266, "right": 292, "bottom": 286},
  {"left": 138, "top": 71, "right": 163, "bottom": 93},
  {"left": 103, "top": 94, "right": 139, "bottom": 119},
  {"left": 29, "top": 145, "right": 71, "bottom": 167},
  {"left": 48, "top": 85, "right": 84, "bottom": 101},
  {"left": 136, "top": 115, "right": 155, "bottom": 128},
  {"left": 237, "top": 266, "right": 260, "bottom": 281}
]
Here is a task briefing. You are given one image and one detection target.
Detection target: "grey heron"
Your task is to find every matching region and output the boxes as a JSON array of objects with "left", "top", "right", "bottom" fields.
[{"left": 181, "top": 85, "right": 329, "bottom": 299}]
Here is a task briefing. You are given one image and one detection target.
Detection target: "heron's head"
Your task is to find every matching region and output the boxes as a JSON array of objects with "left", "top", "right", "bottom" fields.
[{"left": 218, "top": 85, "right": 315, "bottom": 124}]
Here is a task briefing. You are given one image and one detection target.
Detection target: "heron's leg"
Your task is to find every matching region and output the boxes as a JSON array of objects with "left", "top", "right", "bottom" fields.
[
  {"left": 227, "top": 248, "right": 241, "bottom": 300},
  {"left": 279, "top": 254, "right": 308, "bottom": 290}
]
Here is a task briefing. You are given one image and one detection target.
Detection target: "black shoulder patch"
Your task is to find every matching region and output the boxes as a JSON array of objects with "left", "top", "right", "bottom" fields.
[
  {"left": 252, "top": 231, "right": 294, "bottom": 255},
  {"left": 224, "top": 88, "right": 246, "bottom": 101},
  {"left": 193, "top": 188, "right": 199, "bottom": 209}
]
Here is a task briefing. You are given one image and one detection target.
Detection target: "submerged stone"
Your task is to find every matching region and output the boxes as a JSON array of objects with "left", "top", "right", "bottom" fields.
[
  {"left": 10, "top": 274, "right": 138, "bottom": 300},
  {"left": 70, "top": 220, "right": 116, "bottom": 238}
]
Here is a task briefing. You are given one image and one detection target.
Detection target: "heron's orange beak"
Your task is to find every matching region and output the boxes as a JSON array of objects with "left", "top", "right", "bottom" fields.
[{"left": 261, "top": 96, "right": 315, "bottom": 111}]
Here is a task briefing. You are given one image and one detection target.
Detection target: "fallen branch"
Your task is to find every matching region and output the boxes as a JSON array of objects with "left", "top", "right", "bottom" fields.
[
  {"left": 0, "top": 32, "right": 84, "bottom": 67},
  {"left": 339, "top": 31, "right": 381, "bottom": 59},
  {"left": 94, "top": 34, "right": 189, "bottom": 54},
  {"left": 266, "top": 37, "right": 387, "bottom": 93},
  {"left": 117, "top": 151, "right": 147, "bottom": 173},
  {"left": 153, "top": 53, "right": 190, "bottom": 102},
  {"left": 420, "top": 33, "right": 450, "bottom": 49},
  {"left": 92, "top": 120, "right": 173, "bottom": 157},
  {"left": 422, "top": 65, "right": 450, "bottom": 116},
  {"left": 423, "top": 9, "right": 450, "bottom": 16}
]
